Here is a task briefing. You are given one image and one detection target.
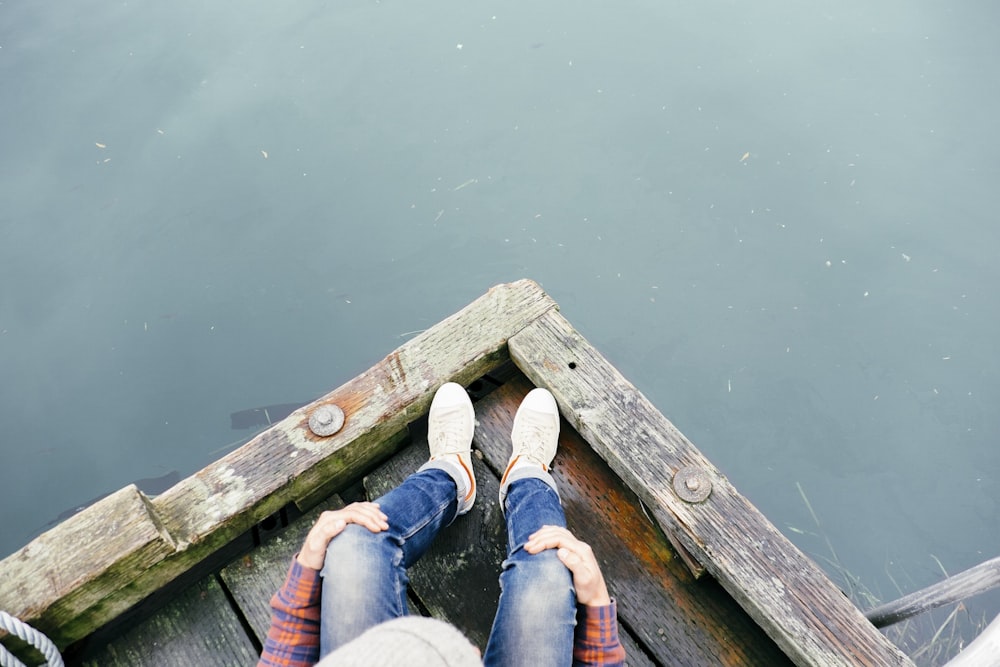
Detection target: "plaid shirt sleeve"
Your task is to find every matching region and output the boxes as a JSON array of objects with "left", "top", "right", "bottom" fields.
[
  {"left": 257, "top": 557, "right": 322, "bottom": 667},
  {"left": 573, "top": 599, "right": 626, "bottom": 667}
]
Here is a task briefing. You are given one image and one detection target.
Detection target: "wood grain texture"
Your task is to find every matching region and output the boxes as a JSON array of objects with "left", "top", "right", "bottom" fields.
[
  {"left": 866, "top": 555, "right": 1000, "bottom": 628},
  {"left": 0, "top": 485, "right": 175, "bottom": 647},
  {"left": 80, "top": 575, "right": 258, "bottom": 667},
  {"left": 508, "top": 309, "right": 914, "bottom": 667},
  {"left": 474, "top": 375, "right": 793, "bottom": 667},
  {"left": 0, "top": 279, "right": 555, "bottom": 649}
]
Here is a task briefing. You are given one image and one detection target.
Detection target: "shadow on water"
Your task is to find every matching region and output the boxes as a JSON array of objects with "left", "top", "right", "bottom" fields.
[
  {"left": 42, "top": 470, "right": 181, "bottom": 529},
  {"left": 229, "top": 401, "right": 307, "bottom": 430}
]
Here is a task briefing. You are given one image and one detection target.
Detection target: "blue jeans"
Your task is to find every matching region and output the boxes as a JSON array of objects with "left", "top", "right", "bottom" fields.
[{"left": 319, "top": 468, "right": 576, "bottom": 666}]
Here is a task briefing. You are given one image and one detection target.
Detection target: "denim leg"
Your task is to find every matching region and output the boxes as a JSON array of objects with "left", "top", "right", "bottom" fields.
[
  {"left": 319, "top": 468, "right": 458, "bottom": 656},
  {"left": 483, "top": 478, "right": 576, "bottom": 667}
]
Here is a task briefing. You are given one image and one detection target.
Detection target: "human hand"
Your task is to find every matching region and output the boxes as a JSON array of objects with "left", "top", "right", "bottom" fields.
[
  {"left": 296, "top": 502, "right": 389, "bottom": 570},
  {"left": 524, "top": 525, "right": 612, "bottom": 606}
]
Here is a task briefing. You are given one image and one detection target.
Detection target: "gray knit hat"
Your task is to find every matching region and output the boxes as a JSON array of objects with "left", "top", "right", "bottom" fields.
[{"left": 316, "top": 616, "right": 482, "bottom": 666}]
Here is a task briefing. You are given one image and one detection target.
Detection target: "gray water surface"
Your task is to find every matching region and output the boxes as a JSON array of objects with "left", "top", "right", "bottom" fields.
[{"left": 2, "top": 1, "right": 998, "bottom": 660}]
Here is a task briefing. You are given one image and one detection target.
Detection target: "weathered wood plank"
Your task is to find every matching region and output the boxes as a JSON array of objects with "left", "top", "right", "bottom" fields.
[
  {"left": 866, "top": 555, "right": 1000, "bottom": 628},
  {"left": 0, "top": 279, "right": 556, "bottom": 649},
  {"left": 0, "top": 485, "right": 175, "bottom": 647},
  {"left": 508, "top": 309, "right": 914, "bottom": 667},
  {"left": 364, "top": 435, "right": 506, "bottom": 650},
  {"left": 473, "top": 375, "right": 793, "bottom": 666},
  {"left": 219, "top": 497, "right": 346, "bottom": 645},
  {"left": 617, "top": 634, "right": 656, "bottom": 667},
  {"left": 80, "top": 575, "right": 258, "bottom": 667},
  {"left": 155, "top": 278, "right": 557, "bottom": 549}
]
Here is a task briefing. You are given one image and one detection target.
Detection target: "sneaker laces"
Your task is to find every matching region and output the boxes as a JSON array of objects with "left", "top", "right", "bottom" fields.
[
  {"left": 431, "top": 407, "right": 470, "bottom": 457},
  {"left": 516, "top": 415, "right": 557, "bottom": 466}
]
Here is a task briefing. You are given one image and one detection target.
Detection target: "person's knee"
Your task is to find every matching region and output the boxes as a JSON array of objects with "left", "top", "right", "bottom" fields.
[
  {"left": 320, "top": 524, "right": 407, "bottom": 654},
  {"left": 510, "top": 550, "right": 574, "bottom": 616},
  {"left": 533, "top": 550, "right": 574, "bottom": 592},
  {"left": 322, "top": 524, "right": 384, "bottom": 578}
]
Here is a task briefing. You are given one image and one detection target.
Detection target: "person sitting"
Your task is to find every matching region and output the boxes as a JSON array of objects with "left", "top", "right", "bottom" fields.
[{"left": 259, "top": 382, "right": 626, "bottom": 666}]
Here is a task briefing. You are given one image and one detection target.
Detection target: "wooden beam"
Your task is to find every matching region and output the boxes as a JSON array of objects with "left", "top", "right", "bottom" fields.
[
  {"left": 0, "top": 279, "right": 556, "bottom": 649},
  {"left": 473, "top": 375, "right": 794, "bottom": 666},
  {"left": 866, "top": 555, "right": 1000, "bottom": 628},
  {"left": 508, "top": 309, "right": 914, "bottom": 667},
  {"left": 0, "top": 485, "right": 174, "bottom": 648}
]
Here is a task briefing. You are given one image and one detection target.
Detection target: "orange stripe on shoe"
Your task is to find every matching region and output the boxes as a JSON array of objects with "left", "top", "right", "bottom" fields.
[
  {"left": 500, "top": 455, "right": 521, "bottom": 487},
  {"left": 457, "top": 455, "right": 476, "bottom": 501}
]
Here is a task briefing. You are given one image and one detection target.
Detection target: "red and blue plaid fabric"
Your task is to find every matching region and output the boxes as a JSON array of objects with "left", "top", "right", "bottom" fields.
[
  {"left": 574, "top": 601, "right": 626, "bottom": 666},
  {"left": 258, "top": 560, "right": 321, "bottom": 667}
]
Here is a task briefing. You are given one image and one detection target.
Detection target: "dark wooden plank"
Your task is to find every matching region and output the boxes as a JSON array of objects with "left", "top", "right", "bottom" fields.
[
  {"left": 0, "top": 279, "right": 556, "bottom": 649},
  {"left": 219, "top": 497, "right": 346, "bottom": 645},
  {"left": 618, "top": 633, "right": 656, "bottom": 667},
  {"left": 80, "top": 575, "right": 257, "bottom": 667},
  {"left": 473, "top": 375, "right": 793, "bottom": 667},
  {"left": 364, "top": 434, "right": 506, "bottom": 650},
  {"left": 508, "top": 309, "right": 914, "bottom": 667}
]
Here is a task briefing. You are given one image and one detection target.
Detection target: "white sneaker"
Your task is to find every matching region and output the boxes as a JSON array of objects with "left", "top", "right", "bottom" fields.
[
  {"left": 427, "top": 382, "right": 477, "bottom": 514},
  {"left": 501, "top": 388, "right": 560, "bottom": 486}
]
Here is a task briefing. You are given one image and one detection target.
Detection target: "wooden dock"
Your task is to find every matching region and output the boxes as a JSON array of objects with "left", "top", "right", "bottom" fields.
[{"left": 0, "top": 280, "right": 914, "bottom": 666}]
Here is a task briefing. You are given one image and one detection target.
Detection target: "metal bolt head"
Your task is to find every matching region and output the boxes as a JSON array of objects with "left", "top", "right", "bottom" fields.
[
  {"left": 673, "top": 466, "right": 712, "bottom": 503},
  {"left": 308, "top": 404, "right": 345, "bottom": 436}
]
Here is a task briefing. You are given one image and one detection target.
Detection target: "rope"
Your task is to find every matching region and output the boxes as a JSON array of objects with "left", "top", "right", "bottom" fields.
[{"left": 0, "top": 612, "right": 63, "bottom": 667}]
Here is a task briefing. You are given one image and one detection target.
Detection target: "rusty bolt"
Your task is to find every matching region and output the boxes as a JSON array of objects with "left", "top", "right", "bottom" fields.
[
  {"left": 673, "top": 466, "right": 712, "bottom": 503},
  {"left": 308, "top": 404, "right": 345, "bottom": 437}
]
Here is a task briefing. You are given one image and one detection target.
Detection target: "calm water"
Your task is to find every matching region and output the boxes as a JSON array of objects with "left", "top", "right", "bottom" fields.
[{"left": 2, "top": 0, "right": 998, "bottom": 659}]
